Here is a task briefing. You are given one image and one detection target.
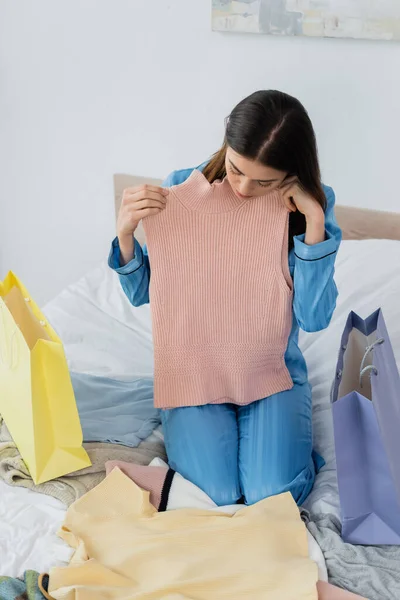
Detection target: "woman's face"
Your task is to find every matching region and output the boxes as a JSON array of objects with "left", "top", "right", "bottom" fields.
[{"left": 225, "top": 147, "right": 288, "bottom": 199}]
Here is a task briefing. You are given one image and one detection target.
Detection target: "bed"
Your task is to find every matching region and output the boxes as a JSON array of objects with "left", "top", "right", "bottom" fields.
[{"left": 1, "top": 174, "right": 399, "bottom": 598}]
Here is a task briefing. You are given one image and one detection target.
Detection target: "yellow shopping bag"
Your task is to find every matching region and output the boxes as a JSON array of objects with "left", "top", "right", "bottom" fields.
[{"left": 0, "top": 272, "right": 91, "bottom": 484}]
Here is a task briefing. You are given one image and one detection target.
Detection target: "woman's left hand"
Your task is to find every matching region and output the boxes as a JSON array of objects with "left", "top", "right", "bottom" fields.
[{"left": 279, "top": 177, "right": 324, "bottom": 222}]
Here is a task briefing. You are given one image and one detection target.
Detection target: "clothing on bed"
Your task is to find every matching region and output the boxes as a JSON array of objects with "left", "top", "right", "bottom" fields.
[
  {"left": 105, "top": 460, "right": 364, "bottom": 598},
  {"left": 308, "top": 511, "right": 400, "bottom": 600},
  {"left": 70, "top": 372, "right": 160, "bottom": 446},
  {"left": 142, "top": 169, "right": 294, "bottom": 408},
  {"left": 105, "top": 461, "right": 170, "bottom": 510},
  {"left": 161, "top": 382, "right": 322, "bottom": 506},
  {"left": 49, "top": 468, "right": 319, "bottom": 600},
  {"left": 0, "top": 416, "right": 166, "bottom": 506},
  {"left": 0, "top": 565, "right": 366, "bottom": 600},
  {"left": 107, "top": 458, "right": 329, "bottom": 578},
  {"left": 0, "top": 571, "right": 50, "bottom": 600},
  {"left": 317, "top": 582, "right": 367, "bottom": 600}
]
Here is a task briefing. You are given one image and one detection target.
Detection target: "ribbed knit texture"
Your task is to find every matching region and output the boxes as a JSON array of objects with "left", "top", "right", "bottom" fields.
[{"left": 143, "top": 169, "right": 294, "bottom": 409}]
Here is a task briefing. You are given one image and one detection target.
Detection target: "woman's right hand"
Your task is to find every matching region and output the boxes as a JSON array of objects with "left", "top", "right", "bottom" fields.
[
  {"left": 117, "top": 184, "right": 168, "bottom": 238},
  {"left": 117, "top": 184, "right": 168, "bottom": 265}
]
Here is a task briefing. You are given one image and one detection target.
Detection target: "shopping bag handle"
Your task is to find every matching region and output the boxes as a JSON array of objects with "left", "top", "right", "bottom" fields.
[{"left": 359, "top": 337, "right": 384, "bottom": 389}]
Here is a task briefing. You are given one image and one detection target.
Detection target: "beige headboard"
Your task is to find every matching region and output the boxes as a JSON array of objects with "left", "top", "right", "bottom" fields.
[{"left": 114, "top": 173, "right": 400, "bottom": 246}]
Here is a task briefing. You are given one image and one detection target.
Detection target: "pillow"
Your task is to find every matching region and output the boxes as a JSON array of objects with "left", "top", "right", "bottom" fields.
[{"left": 44, "top": 262, "right": 153, "bottom": 378}]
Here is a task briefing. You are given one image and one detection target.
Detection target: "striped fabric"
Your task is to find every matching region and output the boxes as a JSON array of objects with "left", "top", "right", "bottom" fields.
[{"left": 143, "top": 170, "right": 293, "bottom": 409}]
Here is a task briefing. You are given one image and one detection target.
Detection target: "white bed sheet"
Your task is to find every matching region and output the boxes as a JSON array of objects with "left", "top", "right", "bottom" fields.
[
  {"left": 2, "top": 239, "right": 399, "bottom": 578},
  {"left": 0, "top": 480, "right": 73, "bottom": 577},
  {"left": 44, "top": 262, "right": 154, "bottom": 378}
]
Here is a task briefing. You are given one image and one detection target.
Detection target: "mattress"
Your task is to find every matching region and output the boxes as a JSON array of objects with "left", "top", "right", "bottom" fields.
[{"left": 1, "top": 238, "right": 399, "bottom": 581}]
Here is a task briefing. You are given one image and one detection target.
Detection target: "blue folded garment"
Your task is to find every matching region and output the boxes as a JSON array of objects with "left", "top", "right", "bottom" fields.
[{"left": 70, "top": 372, "right": 160, "bottom": 447}]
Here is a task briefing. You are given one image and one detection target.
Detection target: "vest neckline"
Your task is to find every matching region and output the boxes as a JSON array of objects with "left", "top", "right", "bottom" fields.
[{"left": 170, "top": 169, "right": 278, "bottom": 214}]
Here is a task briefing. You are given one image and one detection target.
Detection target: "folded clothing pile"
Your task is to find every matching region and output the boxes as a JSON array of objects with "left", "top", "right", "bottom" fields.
[
  {"left": 0, "top": 416, "right": 166, "bottom": 507},
  {"left": 70, "top": 373, "right": 160, "bottom": 447}
]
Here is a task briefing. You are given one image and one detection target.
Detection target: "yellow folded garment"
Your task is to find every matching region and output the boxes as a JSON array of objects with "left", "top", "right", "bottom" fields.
[{"left": 49, "top": 468, "right": 318, "bottom": 600}]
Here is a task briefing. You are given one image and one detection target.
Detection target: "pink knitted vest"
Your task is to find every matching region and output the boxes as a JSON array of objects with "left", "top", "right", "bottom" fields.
[{"left": 143, "top": 170, "right": 293, "bottom": 409}]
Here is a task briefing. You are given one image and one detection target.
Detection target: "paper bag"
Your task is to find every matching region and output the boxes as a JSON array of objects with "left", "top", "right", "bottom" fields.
[
  {"left": 0, "top": 272, "right": 91, "bottom": 484},
  {"left": 331, "top": 309, "right": 400, "bottom": 545}
]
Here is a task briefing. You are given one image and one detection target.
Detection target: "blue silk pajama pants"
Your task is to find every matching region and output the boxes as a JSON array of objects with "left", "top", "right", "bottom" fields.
[{"left": 161, "top": 382, "right": 322, "bottom": 507}]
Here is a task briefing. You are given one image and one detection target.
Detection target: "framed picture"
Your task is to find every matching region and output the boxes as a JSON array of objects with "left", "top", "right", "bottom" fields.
[{"left": 212, "top": 1, "right": 400, "bottom": 42}]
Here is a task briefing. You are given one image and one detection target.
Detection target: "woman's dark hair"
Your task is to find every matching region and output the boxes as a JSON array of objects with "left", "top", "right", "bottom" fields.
[{"left": 203, "top": 90, "right": 326, "bottom": 247}]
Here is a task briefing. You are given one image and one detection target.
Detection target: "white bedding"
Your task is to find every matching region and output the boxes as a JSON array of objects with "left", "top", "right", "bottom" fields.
[
  {"left": 43, "top": 262, "right": 154, "bottom": 378},
  {"left": 0, "top": 480, "right": 73, "bottom": 577},
  {"left": 1, "top": 238, "right": 399, "bottom": 578}
]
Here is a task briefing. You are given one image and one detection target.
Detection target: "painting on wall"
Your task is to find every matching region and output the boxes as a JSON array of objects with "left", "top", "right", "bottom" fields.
[{"left": 212, "top": 1, "right": 400, "bottom": 42}]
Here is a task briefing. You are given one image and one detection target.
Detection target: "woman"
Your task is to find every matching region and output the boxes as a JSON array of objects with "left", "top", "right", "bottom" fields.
[{"left": 109, "top": 90, "right": 341, "bottom": 507}]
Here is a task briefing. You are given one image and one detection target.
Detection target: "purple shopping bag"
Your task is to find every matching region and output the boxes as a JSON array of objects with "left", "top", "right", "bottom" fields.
[{"left": 331, "top": 309, "right": 400, "bottom": 545}]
